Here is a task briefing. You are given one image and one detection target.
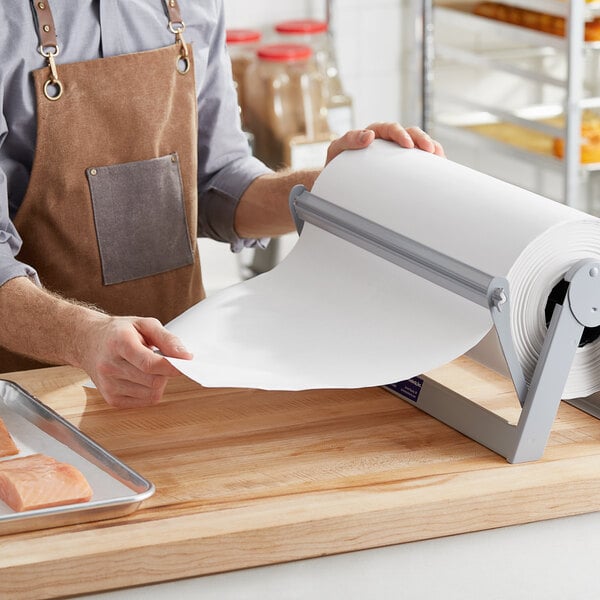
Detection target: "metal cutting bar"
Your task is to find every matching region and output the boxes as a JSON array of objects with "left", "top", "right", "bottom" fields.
[{"left": 290, "top": 185, "right": 507, "bottom": 309}]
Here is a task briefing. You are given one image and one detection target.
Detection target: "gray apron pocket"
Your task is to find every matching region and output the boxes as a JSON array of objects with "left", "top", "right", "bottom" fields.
[{"left": 86, "top": 153, "right": 194, "bottom": 285}]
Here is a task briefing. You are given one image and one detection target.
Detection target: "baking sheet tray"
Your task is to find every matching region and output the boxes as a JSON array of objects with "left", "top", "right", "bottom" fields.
[{"left": 0, "top": 379, "right": 155, "bottom": 535}]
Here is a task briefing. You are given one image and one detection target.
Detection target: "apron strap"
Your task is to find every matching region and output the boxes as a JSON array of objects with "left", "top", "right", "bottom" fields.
[
  {"left": 29, "top": 0, "right": 189, "bottom": 96},
  {"left": 30, "top": 0, "right": 63, "bottom": 101},
  {"left": 163, "top": 0, "right": 184, "bottom": 30},
  {"left": 30, "top": 1, "right": 185, "bottom": 52},
  {"left": 30, "top": 0, "right": 59, "bottom": 54},
  {"left": 162, "top": 0, "right": 190, "bottom": 74}
]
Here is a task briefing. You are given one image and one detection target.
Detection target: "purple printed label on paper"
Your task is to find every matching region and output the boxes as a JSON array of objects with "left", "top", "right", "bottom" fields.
[{"left": 386, "top": 377, "right": 424, "bottom": 402}]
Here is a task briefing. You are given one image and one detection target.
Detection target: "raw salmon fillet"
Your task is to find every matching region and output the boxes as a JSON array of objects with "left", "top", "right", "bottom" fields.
[
  {"left": 0, "top": 417, "right": 18, "bottom": 458},
  {"left": 0, "top": 453, "right": 93, "bottom": 512}
]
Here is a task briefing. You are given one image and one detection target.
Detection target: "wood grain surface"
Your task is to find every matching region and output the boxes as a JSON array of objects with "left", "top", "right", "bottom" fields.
[{"left": 2, "top": 357, "right": 600, "bottom": 599}]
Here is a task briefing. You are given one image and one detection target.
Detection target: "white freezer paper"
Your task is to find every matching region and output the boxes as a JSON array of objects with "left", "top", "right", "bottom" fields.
[{"left": 167, "top": 140, "right": 600, "bottom": 398}]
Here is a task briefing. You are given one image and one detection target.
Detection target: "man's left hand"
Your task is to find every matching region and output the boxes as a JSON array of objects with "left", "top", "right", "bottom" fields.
[{"left": 326, "top": 122, "right": 445, "bottom": 165}]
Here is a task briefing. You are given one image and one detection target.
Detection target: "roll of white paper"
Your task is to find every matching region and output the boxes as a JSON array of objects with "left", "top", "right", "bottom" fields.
[{"left": 168, "top": 140, "right": 600, "bottom": 398}]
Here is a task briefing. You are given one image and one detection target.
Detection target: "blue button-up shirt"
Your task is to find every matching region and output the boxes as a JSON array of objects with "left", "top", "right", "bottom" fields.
[{"left": 0, "top": 0, "right": 271, "bottom": 286}]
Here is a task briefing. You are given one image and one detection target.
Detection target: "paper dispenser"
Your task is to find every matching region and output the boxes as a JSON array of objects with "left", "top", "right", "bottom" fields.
[
  {"left": 167, "top": 141, "right": 600, "bottom": 464},
  {"left": 289, "top": 184, "right": 600, "bottom": 463}
]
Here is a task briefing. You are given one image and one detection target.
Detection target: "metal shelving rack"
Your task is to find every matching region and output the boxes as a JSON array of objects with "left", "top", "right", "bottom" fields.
[{"left": 418, "top": 0, "right": 600, "bottom": 211}]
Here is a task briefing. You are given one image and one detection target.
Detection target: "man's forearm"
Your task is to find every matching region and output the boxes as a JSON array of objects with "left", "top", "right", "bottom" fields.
[
  {"left": 234, "top": 169, "right": 320, "bottom": 239},
  {"left": 0, "top": 276, "right": 105, "bottom": 367}
]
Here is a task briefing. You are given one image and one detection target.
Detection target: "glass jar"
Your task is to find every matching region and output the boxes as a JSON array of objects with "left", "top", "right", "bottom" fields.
[
  {"left": 244, "top": 43, "right": 334, "bottom": 170},
  {"left": 274, "top": 19, "right": 354, "bottom": 137},
  {"left": 226, "top": 29, "right": 262, "bottom": 134}
]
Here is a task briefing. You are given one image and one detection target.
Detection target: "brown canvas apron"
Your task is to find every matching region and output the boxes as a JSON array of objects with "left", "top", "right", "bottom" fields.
[{"left": 0, "top": 0, "right": 205, "bottom": 372}]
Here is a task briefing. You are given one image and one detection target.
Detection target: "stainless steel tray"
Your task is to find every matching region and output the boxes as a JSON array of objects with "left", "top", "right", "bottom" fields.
[{"left": 0, "top": 379, "right": 155, "bottom": 535}]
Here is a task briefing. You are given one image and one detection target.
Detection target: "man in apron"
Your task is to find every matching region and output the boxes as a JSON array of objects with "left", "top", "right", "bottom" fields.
[{"left": 0, "top": 1, "right": 443, "bottom": 408}]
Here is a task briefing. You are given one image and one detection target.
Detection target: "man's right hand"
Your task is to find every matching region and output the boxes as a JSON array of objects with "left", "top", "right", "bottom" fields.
[
  {"left": 0, "top": 277, "right": 191, "bottom": 408},
  {"left": 78, "top": 314, "right": 192, "bottom": 408}
]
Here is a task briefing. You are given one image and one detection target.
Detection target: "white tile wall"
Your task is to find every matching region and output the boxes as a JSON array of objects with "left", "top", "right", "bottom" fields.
[{"left": 223, "top": 0, "right": 325, "bottom": 29}]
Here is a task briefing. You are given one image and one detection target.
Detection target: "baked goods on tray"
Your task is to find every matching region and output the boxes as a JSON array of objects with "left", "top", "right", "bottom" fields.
[
  {"left": 553, "top": 118, "right": 600, "bottom": 163},
  {"left": 473, "top": 2, "right": 600, "bottom": 41}
]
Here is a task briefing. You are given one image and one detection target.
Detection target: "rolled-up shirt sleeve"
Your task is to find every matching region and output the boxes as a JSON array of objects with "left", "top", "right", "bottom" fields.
[
  {"left": 0, "top": 115, "right": 38, "bottom": 287},
  {"left": 195, "top": 0, "right": 272, "bottom": 252}
]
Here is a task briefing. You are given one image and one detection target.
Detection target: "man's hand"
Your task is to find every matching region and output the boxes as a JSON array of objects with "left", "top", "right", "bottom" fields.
[
  {"left": 0, "top": 277, "right": 193, "bottom": 408},
  {"left": 326, "top": 122, "right": 445, "bottom": 165},
  {"left": 77, "top": 314, "right": 192, "bottom": 408},
  {"left": 236, "top": 122, "right": 445, "bottom": 240}
]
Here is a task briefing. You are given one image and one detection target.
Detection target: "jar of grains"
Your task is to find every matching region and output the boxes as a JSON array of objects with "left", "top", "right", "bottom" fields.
[
  {"left": 244, "top": 43, "right": 334, "bottom": 170},
  {"left": 274, "top": 19, "right": 354, "bottom": 137},
  {"left": 226, "top": 29, "right": 262, "bottom": 133}
]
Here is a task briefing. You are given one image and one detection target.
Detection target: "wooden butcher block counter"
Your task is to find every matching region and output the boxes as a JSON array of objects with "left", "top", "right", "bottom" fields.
[{"left": 3, "top": 357, "right": 600, "bottom": 599}]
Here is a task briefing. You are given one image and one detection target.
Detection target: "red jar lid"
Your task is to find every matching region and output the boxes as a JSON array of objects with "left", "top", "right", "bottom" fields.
[
  {"left": 275, "top": 20, "right": 328, "bottom": 34},
  {"left": 226, "top": 29, "right": 262, "bottom": 44},
  {"left": 257, "top": 44, "right": 313, "bottom": 62}
]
